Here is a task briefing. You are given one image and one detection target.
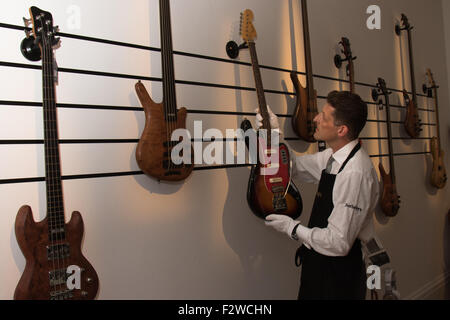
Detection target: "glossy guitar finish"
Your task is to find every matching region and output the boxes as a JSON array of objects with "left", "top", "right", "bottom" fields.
[
  {"left": 291, "top": 71, "right": 317, "bottom": 143},
  {"left": 135, "top": 81, "right": 193, "bottom": 181},
  {"left": 375, "top": 78, "right": 400, "bottom": 217},
  {"left": 241, "top": 120, "right": 302, "bottom": 220},
  {"left": 291, "top": 0, "right": 317, "bottom": 143},
  {"left": 378, "top": 163, "right": 400, "bottom": 217},
  {"left": 240, "top": 9, "right": 302, "bottom": 220},
  {"left": 135, "top": 0, "right": 193, "bottom": 181},
  {"left": 14, "top": 6, "right": 98, "bottom": 300},
  {"left": 425, "top": 69, "right": 447, "bottom": 189},
  {"left": 430, "top": 137, "right": 447, "bottom": 189},
  {"left": 396, "top": 14, "right": 422, "bottom": 138},
  {"left": 15, "top": 206, "right": 98, "bottom": 300}
]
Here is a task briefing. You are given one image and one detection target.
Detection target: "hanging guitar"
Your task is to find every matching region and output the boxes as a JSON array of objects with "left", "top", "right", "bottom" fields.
[
  {"left": 372, "top": 78, "right": 401, "bottom": 217},
  {"left": 239, "top": 9, "right": 302, "bottom": 220},
  {"left": 291, "top": 0, "right": 326, "bottom": 151},
  {"left": 395, "top": 14, "right": 422, "bottom": 138},
  {"left": 334, "top": 37, "right": 357, "bottom": 94},
  {"left": 135, "top": 0, "right": 193, "bottom": 181},
  {"left": 14, "top": 6, "right": 98, "bottom": 300},
  {"left": 424, "top": 69, "right": 447, "bottom": 189}
]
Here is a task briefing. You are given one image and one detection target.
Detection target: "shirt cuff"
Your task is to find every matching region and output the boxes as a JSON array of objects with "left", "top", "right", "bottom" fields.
[{"left": 295, "top": 224, "right": 312, "bottom": 249}]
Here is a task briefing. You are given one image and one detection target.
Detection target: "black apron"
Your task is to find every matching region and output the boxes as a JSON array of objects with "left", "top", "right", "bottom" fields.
[{"left": 295, "top": 143, "right": 366, "bottom": 300}]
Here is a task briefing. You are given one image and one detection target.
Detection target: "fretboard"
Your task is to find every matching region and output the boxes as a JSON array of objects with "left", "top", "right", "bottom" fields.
[
  {"left": 384, "top": 96, "right": 396, "bottom": 185},
  {"left": 406, "top": 29, "right": 417, "bottom": 105},
  {"left": 301, "top": 0, "right": 315, "bottom": 99},
  {"left": 248, "top": 41, "right": 272, "bottom": 147},
  {"left": 41, "top": 32, "right": 65, "bottom": 238},
  {"left": 160, "top": 0, "right": 177, "bottom": 122},
  {"left": 433, "top": 87, "right": 441, "bottom": 147}
]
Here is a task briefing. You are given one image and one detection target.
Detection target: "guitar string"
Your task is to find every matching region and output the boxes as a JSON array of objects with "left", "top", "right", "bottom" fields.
[
  {"left": 167, "top": 0, "right": 177, "bottom": 172},
  {"left": 41, "top": 24, "right": 59, "bottom": 298},
  {"left": 47, "top": 28, "right": 65, "bottom": 298},
  {"left": 161, "top": 0, "right": 171, "bottom": 173},
  {"left": 165, "top": 0, "right": 173, "bottom": 172},
  {"left": 44, "top": 23, "right": 67, "bottom": 299}
]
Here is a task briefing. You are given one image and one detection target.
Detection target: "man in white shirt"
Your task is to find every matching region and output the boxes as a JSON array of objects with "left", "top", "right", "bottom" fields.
[{"left": 257, "top": 91, "right": 379, "bottom": 299}]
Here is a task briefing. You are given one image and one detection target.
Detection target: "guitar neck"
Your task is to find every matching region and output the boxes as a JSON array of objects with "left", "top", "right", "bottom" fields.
[
  {"left": 406, "top": 29, "right": 417, "bottom": 104},
  {"left": 41, "top": 35, "right": 65, "bottom": 236},
  {"left": 348, "top": 61, "right": 355, "bottom": 93},
  {"left": 160, "top": 0, "right": 177, "bottom": 121},
  {"left": 301, "top": 0, "right": 315, "bottom": 97},
  {"left": 384, "top": 97, "right": 396, "bottom": 185},
  {"left": 248, "top": 42, "right": 270, "bottom": 130},
  {"left": 433, "top": 87, "right": 441, "bottom": 146}
]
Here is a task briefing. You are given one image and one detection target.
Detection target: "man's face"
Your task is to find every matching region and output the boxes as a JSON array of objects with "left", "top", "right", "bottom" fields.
[{"left": 313, "top": 103, "right": 341, "bottom": 143}]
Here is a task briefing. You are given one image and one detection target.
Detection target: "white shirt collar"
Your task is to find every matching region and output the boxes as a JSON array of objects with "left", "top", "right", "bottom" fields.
[{"left": 331, "top": 139, "right": 359, "bottom": 166}]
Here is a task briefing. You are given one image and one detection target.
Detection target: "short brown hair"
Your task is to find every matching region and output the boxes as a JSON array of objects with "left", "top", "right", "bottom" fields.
[{"left": 326, "top": 91, "right": 367, "bottom": 140}]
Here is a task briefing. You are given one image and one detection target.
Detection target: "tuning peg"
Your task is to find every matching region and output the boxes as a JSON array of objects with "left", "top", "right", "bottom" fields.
[
  {"left": 23, "top": 17, "right": 32, "bottom": 27},
  {"left": 53, "top": 25, "right": 60, "bottom": 33},
  {"left": 371, "top": 88, "right": 379, "bottom": 102},
  {"left": 52, "top": 37, "right": 61, "bottom": 47},
  {"left": 24, "top": 29, "right": 33, "bottom": 38}
]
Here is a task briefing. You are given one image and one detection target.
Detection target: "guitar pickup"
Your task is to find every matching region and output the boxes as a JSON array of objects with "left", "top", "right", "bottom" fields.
[
  {"left": 47, "top": 243, "right": 70, "bottom": 261},
  {"left": 265, "top": 149, "right": 277, "bottom": 155},
  {"left": 269, "top": 177, "right": 283, "bottom": 183}
]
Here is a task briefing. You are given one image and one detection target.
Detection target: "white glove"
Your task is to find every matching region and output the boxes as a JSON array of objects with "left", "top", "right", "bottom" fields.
[
  {"left": 265, "top": 214, "right": 299, "bottom": 240},
  {"left": 255, "top": 105, "right": 280, "bottom": 130}
]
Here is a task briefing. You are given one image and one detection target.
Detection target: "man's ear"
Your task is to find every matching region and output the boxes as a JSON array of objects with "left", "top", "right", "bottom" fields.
[{"left": 337, "top": 125, "right": 349, "bottom": 138}]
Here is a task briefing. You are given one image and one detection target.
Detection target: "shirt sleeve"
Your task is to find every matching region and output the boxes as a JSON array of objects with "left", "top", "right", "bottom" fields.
[
  {"left": 295, "top": 169, "right": 378, "bottom": 256},
  {"left": 290, "top": 148, "right": 331, "bottom": 184}
]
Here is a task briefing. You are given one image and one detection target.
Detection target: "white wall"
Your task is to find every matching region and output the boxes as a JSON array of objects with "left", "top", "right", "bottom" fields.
[{"left": 0, "top": 0, "right": 449, "bottom": 299}]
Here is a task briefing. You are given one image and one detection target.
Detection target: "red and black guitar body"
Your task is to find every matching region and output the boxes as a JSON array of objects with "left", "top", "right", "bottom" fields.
[{"left": 242, "top": 120, "right": 302, "bottom": 220}]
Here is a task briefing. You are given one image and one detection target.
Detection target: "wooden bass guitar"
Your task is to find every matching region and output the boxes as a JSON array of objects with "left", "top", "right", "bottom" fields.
[
  {"left": 425, "top": 69, "right": 447, "bottom": 189},
  {"left": 395, "top": 14, "right": 422, "bottom": 138},
  {"left": 135, "top": 0, "right": 193, "bottom": 181},
  {"left": 373, "top": 78, "right": 401, "bottom": 217},
  {"left": 240, "top": 9, "right": 302, "bottom": 220},
  {"left": 14, "top": 6, "right": 98, "bottom": 300},
  {"left": 290, "top": 0, "right": 320, "bottom": 146}
]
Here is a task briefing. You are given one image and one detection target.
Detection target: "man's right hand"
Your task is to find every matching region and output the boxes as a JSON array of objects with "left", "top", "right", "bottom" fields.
[{"left": 255, "top": 105, "right": 280, "bottom": 130}]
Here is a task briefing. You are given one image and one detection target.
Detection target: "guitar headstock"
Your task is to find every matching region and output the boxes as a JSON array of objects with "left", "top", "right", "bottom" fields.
[
  {"left": 377, "top": 77, "right": 388, "bottom": 97},
  {"left": 26, "top": 6, "right": 60, "bottom": 49},
  {"left": 340, "top": 37, "right": 352, "bottom": 59},
  {"left": 372, "top": 77, "right": 391, "bottom": 108},
  {"left": 426, "top": 68, "right": 436, "bottom": 88},
  {"left": 240, "top": 9, "right": 257, "bottom": 43},
  {"left": 400, "top": 14, "right": 411, "bottom": 30}
]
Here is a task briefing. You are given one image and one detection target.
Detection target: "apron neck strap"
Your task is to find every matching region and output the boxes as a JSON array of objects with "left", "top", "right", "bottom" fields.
[{"left": 338, "top": 142, "right": 361, "bottom": 174}]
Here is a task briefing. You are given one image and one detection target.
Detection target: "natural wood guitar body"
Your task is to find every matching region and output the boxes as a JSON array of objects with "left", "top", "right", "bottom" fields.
[
  {"left": 14, "top": 205, "right": 99, "bottom": 300},
  {"left": 135, "top": 82, "right": 193, "bottom": 181}
]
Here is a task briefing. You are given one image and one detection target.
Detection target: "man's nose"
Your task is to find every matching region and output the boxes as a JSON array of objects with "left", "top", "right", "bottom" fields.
[{"left": 313, "top": 114, "right": 319, "bottom": 123}]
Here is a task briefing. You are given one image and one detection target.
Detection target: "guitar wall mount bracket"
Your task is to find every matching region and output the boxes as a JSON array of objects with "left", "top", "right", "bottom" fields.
[
  {"left": 334, "top": 52, "right": 357, "bottom": 69},
  {"left": 226, "top": 41, "right": 248, "bottom": 59}
]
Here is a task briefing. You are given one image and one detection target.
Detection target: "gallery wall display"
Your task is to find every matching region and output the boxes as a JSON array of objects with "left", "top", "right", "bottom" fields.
[{"left": 0, "top": 0, "right": 448, "bottom": 300}]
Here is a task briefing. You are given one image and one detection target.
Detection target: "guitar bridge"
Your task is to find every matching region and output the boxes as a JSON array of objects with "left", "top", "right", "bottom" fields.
[
  {"left": 49, "top": 268, "right": 69, "bottom": 286},
  {"left": 50, "top": 289, "right": 74, "bottom": 300}
]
